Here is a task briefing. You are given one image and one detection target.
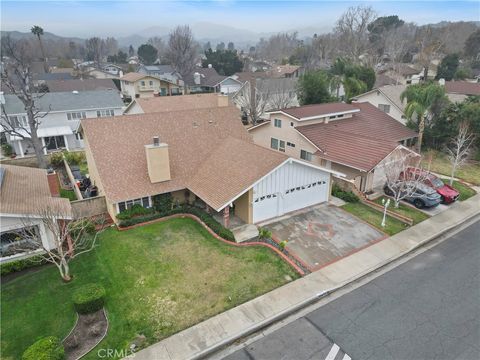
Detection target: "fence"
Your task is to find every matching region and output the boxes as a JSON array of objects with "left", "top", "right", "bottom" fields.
[{"left": 71, "top": 196, "right": 108, "bottom": 219}]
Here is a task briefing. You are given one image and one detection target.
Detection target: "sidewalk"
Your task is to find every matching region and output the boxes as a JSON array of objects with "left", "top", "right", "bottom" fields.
[{"left": 131, "top": 194, "right": 480, "bottom": 360}]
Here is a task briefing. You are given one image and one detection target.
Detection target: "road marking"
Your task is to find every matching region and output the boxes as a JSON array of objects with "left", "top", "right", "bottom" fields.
[
  {"left": 325, "top": 343, "right": 340, "bottom": 360},
  {"left": 342, "top": 354, "right": 351, "bottom": 360}
]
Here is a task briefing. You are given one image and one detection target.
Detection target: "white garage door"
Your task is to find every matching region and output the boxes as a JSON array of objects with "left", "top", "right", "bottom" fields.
[{"left": 252, "top": 161, "right": 330, "bottom": 223}]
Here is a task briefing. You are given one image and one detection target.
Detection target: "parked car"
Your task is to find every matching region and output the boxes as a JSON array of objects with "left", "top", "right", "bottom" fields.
[
  {"left": 402, "top": 167, "right": 459, "bottom": 204},
  {"left": 383, "top": 182, "right": 442, "bottom": 209}
]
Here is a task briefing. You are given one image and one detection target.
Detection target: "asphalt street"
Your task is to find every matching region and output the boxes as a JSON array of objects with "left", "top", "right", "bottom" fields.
[{"left": 221, "top": 220, "right": 480, "bottom": 360}]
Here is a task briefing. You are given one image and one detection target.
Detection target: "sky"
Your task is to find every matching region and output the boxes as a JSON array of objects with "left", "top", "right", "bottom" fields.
[{"left": 1, "top": 0, "right": 479, "bottom": 38}]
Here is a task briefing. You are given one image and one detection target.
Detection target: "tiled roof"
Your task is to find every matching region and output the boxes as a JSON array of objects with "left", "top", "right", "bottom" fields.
[
  {"left": 46, "top": 79, "right": 118, "bottom": 92},
  {"left": 135, "top": 93, "right": 224, "bottom": 113},
  {"left": 374, "top": 74, "right": 397, "bottom": 88},
  {"left": 81, "top": 107, "right": 254, "bottom": 204},
  {"left": 188, "top": 137, "right": 287, "bottom": 210},
  {"left": 233, "top": 72, "right": 270, "bottom": 83},
  {"left": 296, "top": 102, "right": 417, "bottom": 171},
  {"left": 120, "top": 72, "right": 148, "bottom": 82},
  {"left": 445, "top": 81, "right": 480, "bottom": 96},
  {"left": 183, "top": 67, "right": 226, "bottom": 87},
  {"left": 277, "top": 103, "right": 358, "bottom": 120},
  {"left": 0, "top": 165, "right": 72, "bottom": 217},
  {"left": 268, "top": 65, "right": 301, "bottom": 78}
]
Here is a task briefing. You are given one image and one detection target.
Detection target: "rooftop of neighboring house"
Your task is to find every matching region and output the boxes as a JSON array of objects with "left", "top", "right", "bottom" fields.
[
  {"left": 445, "top": 80, "right": 480, "bottom": 96},
  {"left": 50, "top": 67, "right": 74, "bottom": 74},
  {"left": 374, "top": 74, "right": 397, "bottom": 88},
  {"left": 138, "top": 64, "right": 176, "bottom": 74},
  {"left": 127, "top": 93, "right": 228, "bottom": 114},
  {"left": 267, "top": 64, "right": 301, "bottom": 78},
  {"left": 81, "top": 106, "right": 287, "bottom": 209},
  {"left": 394, "top": 64, "right": 420, "bottom": 77},
  {"left": 33, "top": 72, "right": 74, "bottom": 81},
  {"left": 183, "top": 67, "right": 227, "bottom": 87},
  {"left": 0, "top": 165, "right": 72, "bottom": 217},
  {"left": 3, "top": 90, "right": 124, "bottom": 114},
  {"left": 272, "top": 102, "right": 359, "bottom": 120},
  {"left": 233, "top": 71, "right": 270, "bottom": 83},
  {"left": 295, "top": 102, "right": 418, "bottom": 172},
  {"left": 120, "top": 72, "right": 176, "bottom": 84},
  {"left": 45, "top": 79, "right": 118, "bottom": 92}
]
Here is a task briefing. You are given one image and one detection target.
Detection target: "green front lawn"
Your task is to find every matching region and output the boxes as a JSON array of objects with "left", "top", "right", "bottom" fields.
[
  {"left": 1, "top": 218, "right": 298, "bottom": 359},
  {"left": 342, "top": 202, "right": 409, "bottom": 236},
  {"left": 423, "top": 150, "right": 480, "bottom": 185},
  {"left": 443, "top": 179, "right": 477, "bottom": 201},
  {"left": 373, "top": 197, "right": 430, "bottom": 225}
]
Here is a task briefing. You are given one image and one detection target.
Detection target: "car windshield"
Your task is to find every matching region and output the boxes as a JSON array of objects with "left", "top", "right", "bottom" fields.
[{"left": 430, "top": 178, "right": 444, "bottom": 188}]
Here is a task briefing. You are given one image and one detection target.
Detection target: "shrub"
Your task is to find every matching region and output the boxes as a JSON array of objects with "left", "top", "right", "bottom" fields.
[
  {"left": 279, "top": 240, "right": 288, "bottom": 250},
  {"left": 2, "top": 142, "right": 13, "bottom": 156},
  {"left": 49, "top": 152, "right": 64, "bottom": 167},
  {"left": 1, "top": 255, "right": 49, "bottom": 276},
  {"left": 64, "top": 151, "right": 86, "bottom": 166},
  {"left": 152, "top": 193, "right": 173, "bottom": 213},
  {"left": 116, "top": 204, "right": 154, "bottom": 220},
  {"left": 258, "top": 227, "right": 272, "bottom": 239},
  {"left": 22, "top": 336, "right": 64, "bottom": 360},
  {"left": 332, "top": 183, "right": 360, "bottom": 203},
  {"left": 72, "top": 283, "right": 106, "bottom": 314}
]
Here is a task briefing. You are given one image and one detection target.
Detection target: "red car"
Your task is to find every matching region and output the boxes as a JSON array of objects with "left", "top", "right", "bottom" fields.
[{"left": 403, "top": 168, "right": 460, "bottom": 204}]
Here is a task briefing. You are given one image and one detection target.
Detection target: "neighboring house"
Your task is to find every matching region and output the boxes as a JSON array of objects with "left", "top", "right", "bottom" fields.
[
  {"left": 183, "top": 67, "right": 243, "bottom": 94},
  {"left": 120, "top": 72, "right": 183, "bottom": 100},
  {"left": 0, "top": 165, "right": 72, "bottom": 261},
  {"left": 267, "top": 65, "right": 303, "bottom": 78},
  {"left": 85, "top": 68, "right": 121, "bottom": 79},
  {"left": 45, "top": 79, "right": 118, "bottom": 93},
  {"left": 137, "top": 64, "right": 181, "bottom": 84},
  {"left": 374, "top": 73, "right": 397, "bottom": 88},
  {"left": 102, "top": 64, "right": 124, "bottom": 76},
  {"left": 124, "top": 93, "right": 229, "bottom": 115},
  {"left": 0, "top": 90, "right": 124, "bottom": 156},
  {"left": 444, "top": 80, "right": 480, "bottom": 99},
  {"left": 81, "top": 106, "right": 339, "bottom": 225},
  {"left": 248, "top": 102, "right": 418, "bottom": 193},
  {"left": 385, "top": 63, "right": 422, "bottom": 85},
  {"left": 33, "top": 72, "right": 74, "bottom": 85}
]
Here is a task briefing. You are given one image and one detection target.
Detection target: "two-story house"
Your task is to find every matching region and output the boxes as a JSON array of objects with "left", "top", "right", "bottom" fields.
[
  {"left": 137, "top": 64, "right": 181, "bottom": 84},
  {"left": 248, "top": 102, "right": 418, "bottom": 193},
  {"left": 1, "top": 90, "right": 124, "bottom": 157},
  {"left": 120, "top": 72, "right": 183, "bottom": 100}
]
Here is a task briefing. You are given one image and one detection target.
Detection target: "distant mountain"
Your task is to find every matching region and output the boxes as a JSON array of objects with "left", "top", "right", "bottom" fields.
[{"left": 1, "top": 30, "right": 84, "bottom": 44}]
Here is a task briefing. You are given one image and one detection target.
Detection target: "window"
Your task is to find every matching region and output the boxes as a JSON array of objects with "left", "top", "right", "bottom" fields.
[
  {"left": 287, "top": 142, "right": 296, "bottom": 148},
  {"left": 279, "top": 140, "right": 285, "bottom": 152},
  {"left": 8, "top": 115, "right": 27, "bottom": 128},
  {"left": 270, "top": 137, "right": 279, "bottom": 150},
  {"left": 378, "top": 104, "right": 390, "bottom": 113},
  {"left": 96, "top": 109, "right": 115, "bottom": 117},
  {"left": 300, "top": 150, "right": 313, "bottom": 161},
  {"left": 290, "top": 122, "right": 294, "bottom": 127},
  {"left": 117, "top": 197, "right": 150, "bottom": 213},
  {"left": 75, "top": 132, "right": 83, "bottom": 140},
  {"left": 141, "top": 80, "right": 146, "bottom": 86},
  {"left": 330, "top": 115, "right": 337, "bottom": 119},
  {"left": 149, "top": 80, "right": 153, "bottom": 86},
  {"left": 274, "top": 118, "right": 282, "bottom": 128},
  {"left": 67, "top": 112, "right": 86, "bottom": 121}
]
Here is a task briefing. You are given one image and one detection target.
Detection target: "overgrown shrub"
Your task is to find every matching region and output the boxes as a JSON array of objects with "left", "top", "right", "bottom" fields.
[
  {"left": 116, "top": 204, "right": 155, "bottom": 220},
  {"left": 72, "top": 283, "right": 106, "bottom": 314},
  {"left": 152, "top": 193, "right": 173, "bottom": 213},
  {"left": 22, "top": 336, "right": 64, "bottom": 360},
  {"left": 332, "top": 183, "right": 359, "bottom": 203},
  {"left": 49, "top": 152, "right": 64, "bottom": 167},
  {"left": 64, "top": 151, "right": 86, "bottom": 166},
  {"left": 1, "top": 255, "right": 49, "bottom": 276}
]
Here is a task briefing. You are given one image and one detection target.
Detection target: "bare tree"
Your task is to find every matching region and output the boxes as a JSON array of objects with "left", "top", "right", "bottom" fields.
[
  {"left": 1, "top": 36, "right": 49, "bottom": 168},
  {"left": 334, "top": 5, "right": 377, "bottom": 62},
  {"left": 263, "top": 78, "right": 297, "bottom": 110},
  {"left": 17, "top": 209, "right": 106, "bottom": 281},
  {"left": 233, "top": 77, "right": 271, "bottom": 125},
  {"left": 148, "top": 36, "right": 166, "bottom": 61},
  {"left": 383, "top": 147, "right": 428, "bottom": 208},
  {"left": 445, "top": 122, "right": 475, "bottom": 185},
  {"left": 166, "top": 25, "right": 198, "bottom": 80},
  {"left": 416, "top": 26, "right": 446, "bottom": 81},
  {"left": 255, "top": 32, "right": 300, "bottom": 63},
  {"left": 85, "top": 37, "right": 104, "bottom": 67}
]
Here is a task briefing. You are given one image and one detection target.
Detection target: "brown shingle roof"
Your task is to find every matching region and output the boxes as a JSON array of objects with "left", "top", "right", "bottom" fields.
[
  {"left": 184, "top": 67, "right": 226, "bottom": 87},
  {"left": 0, "top": 165, "right": 72, "bottom": 217},
  {"left": 135, "top": 93, "right": 223, "bottom": 113},
  {"left": 296, "top": 102, "right": 417, "bottom": 171},
  {"left": 268, "top": 65, "right": 301, "bottom": 78},
  {"left": 46, "top": 79, "right": 118, "bottom": 92},
  {"left": 81, "top": 107, "right": 252, "bottom": 203},
  {"left": 445, "top": 81, "right": 480, "bottom": 96},
  {"left": 278, "top": 103, "right": 358, "bottom": 120},
  {"left": 188, "top": 137, "right": 286, "bottom": 210},
  {"left": 120, "top": 72, "right": 149, "bottom": 82}
]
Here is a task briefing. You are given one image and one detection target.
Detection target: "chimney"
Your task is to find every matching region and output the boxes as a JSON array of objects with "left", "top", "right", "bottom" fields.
[
  {"left": 46, "top": 170, "right": 60, "bottom": 197},
  {"left": 0, "top": 91, "right": 5, "bottom": 105},
  {"left": 194, "top": 72, "right": 201, "bottom": 85},
  {"left": 438, "top": 78, "right": 445, "bottom": 86},
  {"left": 217, "top": 94, "right": 229, "bottom": 107},
  {"left": 145, "top": 136, "right": 171, "bottom": 183}
]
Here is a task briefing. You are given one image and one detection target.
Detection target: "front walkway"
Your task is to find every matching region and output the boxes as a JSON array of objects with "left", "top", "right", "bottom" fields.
[{"left": 131, "top": 194, "right": 480, "bottom": 360}]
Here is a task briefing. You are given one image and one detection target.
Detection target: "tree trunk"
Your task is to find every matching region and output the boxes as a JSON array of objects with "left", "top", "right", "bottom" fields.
[
  {"left": 423, "top": 66, "right": 429, "bottom": 83},
  {"left": 60, "top": 259, "right": 71, "bottom": 282},
  {"left": 250, "top": 79, "right": 257, "bottom": 125},
  {"left": 26, "top": 106, "right": 48, "bottom": 168},
  {"left": 450, "top": 163, "right": 457, "bottom": 186},
  {"left": 37, "top": 35, "right": 49, "bottom": 74},
  {"left": 416, "top": 114, "right": 425, "bottom": 153}
]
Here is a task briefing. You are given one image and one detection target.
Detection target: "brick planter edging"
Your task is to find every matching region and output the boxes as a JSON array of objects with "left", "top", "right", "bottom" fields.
[{"left": 117, "top": 214, "right": 305, "bottom": 276}]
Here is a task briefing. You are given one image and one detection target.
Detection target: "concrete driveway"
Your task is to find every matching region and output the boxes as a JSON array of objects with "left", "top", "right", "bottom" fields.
[{"left": 263, "top": 204, "right": 386, "bottom": 271}]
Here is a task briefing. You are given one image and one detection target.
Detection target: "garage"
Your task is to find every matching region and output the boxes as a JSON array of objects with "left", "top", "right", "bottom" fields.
[{"left": 252, "top": 160, "right": 331, "bottom": 223}]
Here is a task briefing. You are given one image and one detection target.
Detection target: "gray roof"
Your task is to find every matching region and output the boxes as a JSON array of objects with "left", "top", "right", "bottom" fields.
[
  {"left": 140, "top": 65, "right": 175, "bottom": 74},
  {"left": 184, "top": 67, "right": 226, "bottom": 87},
  {"left": 46, "top": 79, "right": 118, "bottom": 92},
  {"left": 34, "top": 73, "right": 74, "bottom": 81},
  {"left": 3, "top": 90, "right": 124, "bottom": 115}
]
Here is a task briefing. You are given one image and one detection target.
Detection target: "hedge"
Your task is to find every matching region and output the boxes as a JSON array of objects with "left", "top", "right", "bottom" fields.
[
  {"left": 118, "top": 206, "right": 235, "bottom": 241},
  {"left": 116, "top": 204, "right": 155, "bottom": 220},
  {"left": 72, "top": 283, "right": 106, "bottom": 314},
  {"left": 1, "top": 255, "right": 49, "bottom": 276},
  {"left": 22, "top": 336, "right": 64, "bottom": 360},
  {"left": 332, "top": 183, "right": 360, "bottom": 203}
]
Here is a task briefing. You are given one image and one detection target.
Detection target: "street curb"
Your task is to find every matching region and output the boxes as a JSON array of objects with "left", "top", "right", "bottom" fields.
[{"left": 193, "top": 209, "right": 480, "bottom": 360}]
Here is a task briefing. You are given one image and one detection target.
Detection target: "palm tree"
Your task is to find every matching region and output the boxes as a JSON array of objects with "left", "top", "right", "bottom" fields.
[
  {"left": 400, "top": 83, "right": 446, "bottom": 153},
  {"left": 31, "top": 25, "right": 48, "bottom": 73}
]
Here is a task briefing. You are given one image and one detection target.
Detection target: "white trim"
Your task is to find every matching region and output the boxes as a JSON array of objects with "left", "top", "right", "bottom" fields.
[
  {"left": 264, "top": 110, "right": 299, "bottom": 121},
  {"left": 298, "top": 109, "right": 359, "bottom": 121},
  {"left": 370, "top": 144, "right": 420, "bottom": 172},
  {"left": 0, "top": 212, "right": 72, "bottom": 220},
  {"left": 247, "top": 121, "right": 270, "bottom": 131}
]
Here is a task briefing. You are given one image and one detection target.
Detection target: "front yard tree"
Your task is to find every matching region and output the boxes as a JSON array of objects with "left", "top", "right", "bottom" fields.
[
  {"left": 202, "top": 49, "right": 243, "bottom": 76},
  {"left": 446, "top": 122, "right": 475, "bottom": 186},
  {"left": 166, "top": 25, "right": 198, "bottom": 80},
  {"left": 137, "top": 43, "right": 158, "bottom": 65},
  {"left": 297, "top": 70, "right": 333, "bottom": 105},
  {"left": 0, "top": 36, "right": 48, "bottom": 168},
  {"left": 400, "top": 83, "right": 446, "bottom": 153}
]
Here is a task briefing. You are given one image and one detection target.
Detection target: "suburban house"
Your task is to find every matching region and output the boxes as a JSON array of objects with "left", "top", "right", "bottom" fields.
[
  {"left": 183, "top": 67, "right": 243, "bottom": 94},
  {"left": 45, "top": 79, "right": 118, "bottom": 93},
  {"left": 85, "top": 68, "right": 121, "bottom": 79},
  {"left": 267, "top": 64, "right": 303, "bottom": 78},
  {"left": 81, "top": 106, "right": 339, "bottom": 226},
  {"left": 124, "top": 93, "right": 229, "bottom": 115},
  {"left": 354, "top": 81, "right": 480, "bottom": 124},
  {"left": 248, "top": 102, "right": 418, "bottom": 193},
  {"left": 0, "top": 165, "right": 72, "bottom": 261},
  {"left": 137, "top": 64, "right": 181, "bottom": 84},
  {"left": 384, "top": 63, "right": 423, "bottom": 85},
  {"left": 0, "top": 90, "right": 124, "bottom": 157},
  {"left": 102, "top": 64, "right": 124, "bottom": 76},
  {"left": 120, "top": 72, "right": 183, "bottom": 100}
]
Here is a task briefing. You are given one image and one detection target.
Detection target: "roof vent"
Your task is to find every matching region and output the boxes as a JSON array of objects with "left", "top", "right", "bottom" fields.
[
  {"left": 72, "top": 90, "right": 79, "bottom": 94},
  {"left": 153, "top": 136, "right": 160, "bottom": 146}
]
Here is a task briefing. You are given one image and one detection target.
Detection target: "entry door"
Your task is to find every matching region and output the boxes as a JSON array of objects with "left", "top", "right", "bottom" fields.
[{"left": 44, "top": 136, "right": 65, "bottom": 150}]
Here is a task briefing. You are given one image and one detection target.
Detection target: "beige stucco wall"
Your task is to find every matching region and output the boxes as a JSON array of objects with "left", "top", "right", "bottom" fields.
[
  {"left": 171, "top": 189, "right": 195, "bottom": 205},
  {"left": 234, "top": 189, "right": 253, "bottom": 224},
  {"left": 83, "top": 132, "right": 105, "bottom": 198},
  {"left": 354, "top": 92, "right": 406, "bottom": 124}
]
